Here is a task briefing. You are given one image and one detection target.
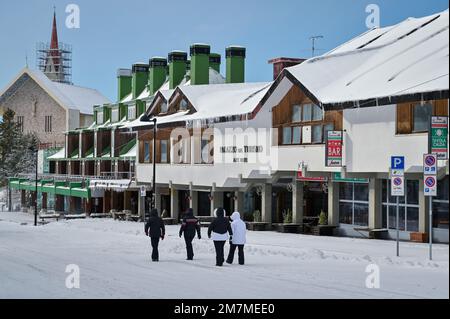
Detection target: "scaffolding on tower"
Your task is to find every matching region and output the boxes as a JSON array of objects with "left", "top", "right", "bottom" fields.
[{"left": 36, "top": 42, "right": 73, "bottom": 85}]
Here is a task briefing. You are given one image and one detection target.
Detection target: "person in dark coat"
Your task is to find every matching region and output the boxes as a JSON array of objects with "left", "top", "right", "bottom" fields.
[
  {"left": 145, "top": 208, "right": 165, "bottom": 262},
  {"left": 208, "top": 208, "right": 233, "bottom": 266},
  {"left": 179, "top": 208, "right": 202, "bottom": 260}
]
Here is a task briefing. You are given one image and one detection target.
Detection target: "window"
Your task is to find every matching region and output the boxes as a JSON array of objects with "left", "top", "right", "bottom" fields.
[
  {"left": 111, "top": 108, "right": 119, "bottom": 123},
  {"left": 382, "top": 180, "right": 420, "bottom": 232},
  {"left": 302, "top": 104, "right": 312, "bottom": 122},
  {"left": 339, "top": 182, "right": 369, "bottom": 226},
  {"left": 160, "top": 140, "right": 168, "bottom": 163},
  {"left": 413, "top": 103, "right": 432, "bottom": 132},
  {"left": 179, "top": 99, "right": 188, "bottom": 111},
  {"left": 433, "top": 176, "right": 449, "bottom": 229},
  {"left": 45, "top": 116, "right": 52, "bottom": 133},
  {"left": 144, "top": 142, "right": 151, "bottom": 163},
  {"left": 161, "top": 102, "right": 168, "bottom": 113},
  {"left": 96, "top": 111, "right": 104, "bottom": 125},
  {"left": 201, "top": 139, "right": 210, "bottom": 164},
  {"left": 128, "top": 105, "right": 136, "bottom": 120},
  {"left": 312, "top": 125, "right": 323, "bottom": 143},
  {"left": 397, "top": 100, "right": 448, "bottom": 134},
  {"left": 292, "top": 105, "right": 301, "bottom": 122},
  {"left": 282, "top": 127, "right": 292, "bottom": 145},
  {"left": 312, "top": 104, "right": 323, "bottom": 121},
  {"left": 17, "top": 116, "right": 24, "bottom": 132},
  {"left": 292, "top": 127, "right": 301, "bottom": 144}
]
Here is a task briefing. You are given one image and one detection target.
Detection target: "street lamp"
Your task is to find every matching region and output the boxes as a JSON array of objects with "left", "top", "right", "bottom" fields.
[{"left": 151, "top": 118, "right": 157, "bottom": 210}]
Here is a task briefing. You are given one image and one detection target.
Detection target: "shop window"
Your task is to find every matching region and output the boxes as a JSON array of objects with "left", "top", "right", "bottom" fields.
[
  {"left": 339, "top": 182, "right": 369, "bottom": 226},
  {"left": 292, "top": 105, "right": 301, "bottom": 122},
  {"left": 433, "top": 176, "right": 449, "bottom": 229},
  {"left": 382, "top": 180, "right": 420, "bottom": 232}
]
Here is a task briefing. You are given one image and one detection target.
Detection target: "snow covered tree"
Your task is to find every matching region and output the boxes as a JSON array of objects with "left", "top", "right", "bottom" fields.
[{"left": 0, "top": 109, "right": 39, "bottom": 186}]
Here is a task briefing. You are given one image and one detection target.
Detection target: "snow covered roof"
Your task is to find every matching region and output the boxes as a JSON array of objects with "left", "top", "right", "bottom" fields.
[
  {"left": 172, "top": 82, "right": 271, "bottom": 122},
  {"left": 0, "top": 68, "right": 111, "bottom": 115},
  {"left": 284, "top": 10, "right": 449, "bottom": 108},
  {"left": 122, "top": 82, "right": 271, "bottom": 129},
  {"left": 48, "top": 148, "right": 65, "bottom": 160}
]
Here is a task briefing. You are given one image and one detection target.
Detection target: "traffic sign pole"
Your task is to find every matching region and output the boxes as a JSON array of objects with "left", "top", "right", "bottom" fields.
[
  {"left": 396, "top": 197, "right": 400, "bottom": 257},
  {"left": 429, "top": 199, "right": 433, "bottom": 260}
]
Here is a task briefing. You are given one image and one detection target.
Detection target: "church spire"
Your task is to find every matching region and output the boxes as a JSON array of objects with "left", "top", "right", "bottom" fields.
[{"left": 50, "top": 7, "right": 59, "bottom": 52}]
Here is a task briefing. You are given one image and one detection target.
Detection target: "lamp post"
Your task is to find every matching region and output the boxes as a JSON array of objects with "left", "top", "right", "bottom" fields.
[
  {"left": 151, "top": 118, "right": 157, "bottom": 210},
  {"left": 34, "top": 148, "right": 38, "bottom": 227}
]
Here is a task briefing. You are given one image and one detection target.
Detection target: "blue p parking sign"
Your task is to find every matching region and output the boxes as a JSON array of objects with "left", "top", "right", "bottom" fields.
[{"left": 391, "top": 156, "right": 405, "bottom": 170}]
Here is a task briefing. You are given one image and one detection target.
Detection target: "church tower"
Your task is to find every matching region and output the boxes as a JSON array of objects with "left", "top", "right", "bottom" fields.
[{"left": 36, "top": 9, "right": 73, "bottom": 84}]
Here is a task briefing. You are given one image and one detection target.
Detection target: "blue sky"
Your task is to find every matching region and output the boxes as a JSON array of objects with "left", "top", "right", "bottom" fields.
[{"left": 0, "top": 0, "right": 448, "bottom": 101}]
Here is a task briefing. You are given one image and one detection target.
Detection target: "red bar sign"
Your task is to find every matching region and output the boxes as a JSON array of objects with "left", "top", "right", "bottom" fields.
[{"left": 326, "top": 131, "right": 343, "bottom": 167}]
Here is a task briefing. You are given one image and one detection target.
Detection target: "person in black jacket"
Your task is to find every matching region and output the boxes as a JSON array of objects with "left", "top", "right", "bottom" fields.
[
  {"left": 179, "top": 208, "right": 202, "bottom": 260},
  {"left": 144, "top": 209, "right": 165, "bottom": 262},
  {"left": 208, "top": 208, "right": 233, "bottom": 266}
]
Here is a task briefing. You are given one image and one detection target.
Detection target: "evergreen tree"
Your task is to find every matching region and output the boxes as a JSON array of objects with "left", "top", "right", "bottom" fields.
[{"left": 0, "top": 109, "right": 39, "bottom": 186}]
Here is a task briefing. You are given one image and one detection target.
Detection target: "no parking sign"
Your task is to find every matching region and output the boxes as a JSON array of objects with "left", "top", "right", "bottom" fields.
[{"left": 423, "top": 154, "right": 438, "bottom": 197}]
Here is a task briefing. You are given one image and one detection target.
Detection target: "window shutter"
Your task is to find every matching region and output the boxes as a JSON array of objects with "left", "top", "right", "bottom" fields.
[
  {"left": 434, "top": 100, "right": 449, "bottom": 116},
  {"left": 397, "top": 103, "right": 412, "bottom": 134}
]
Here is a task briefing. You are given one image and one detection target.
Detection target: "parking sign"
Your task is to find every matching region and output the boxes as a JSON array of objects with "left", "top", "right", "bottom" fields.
[
  {"left": 391, "top": 156, "right": 405, "bottom": 170},
  {"left": 391, "top": 176, "right": 405, "bottom": 197},
  {"left": 423, "top": 154, "right": 437, "bottom": 176},
  {"left": 424, "top": 176, "right": 437, "bottom": 197}
]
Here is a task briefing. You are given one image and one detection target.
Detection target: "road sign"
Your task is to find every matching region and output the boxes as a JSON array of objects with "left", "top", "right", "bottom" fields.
[
  {"left": 140, "top": 186, "right": 146, "bottom": 197},
  {"left": 326, "top": 131, "right": 343, "bottom": 167},
  {"left": 423, "top": 154, "right": 438, "bottom": 176},
  {"left": 391, "top": 176, "right": 405, "bottom": 197},
  {"left": 391, "top": 156, "right": 405, "bottom": 170},
  {"left": 424, "top": 176, "right": 437, "bottom": 197},
  {"left": 430, "top": 117, "right": 448, "bottom": 160}
]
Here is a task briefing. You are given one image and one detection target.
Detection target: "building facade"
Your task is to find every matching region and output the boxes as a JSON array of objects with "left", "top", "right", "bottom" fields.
[{"left": 9, "top": 11, "right": 449, "bottom": 244}]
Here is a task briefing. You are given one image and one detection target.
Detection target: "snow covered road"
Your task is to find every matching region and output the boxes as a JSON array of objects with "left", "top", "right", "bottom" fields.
[{"left": 0, "top": 212, "right": 448, "bottom": 299}]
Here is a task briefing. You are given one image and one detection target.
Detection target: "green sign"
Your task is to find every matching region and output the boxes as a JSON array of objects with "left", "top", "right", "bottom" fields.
[
  {"left": 333, "top": 172, "right": 368, "bottom": 183},
  {"left": 430, "top": 117, "right": 448, "bottom": 160}
]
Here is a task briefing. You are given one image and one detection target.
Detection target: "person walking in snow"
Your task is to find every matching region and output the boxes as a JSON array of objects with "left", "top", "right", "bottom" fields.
[
  {"left": 145, "top": 208, "right": 165, "bottom": 262},
  {"left": 179, "top": 208, "right": 202, "bottom": 260},
  {"left": 226, "top": 212, "right": 246, "bottom": 265},
  {"left": 208, "top": 208, "right": 233, "bottom": 267}
]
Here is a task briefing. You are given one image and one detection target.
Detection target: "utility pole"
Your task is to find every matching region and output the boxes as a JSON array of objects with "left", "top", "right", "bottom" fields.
[{"left": 310, "top": 35, "right": 324, "bottom": 57}]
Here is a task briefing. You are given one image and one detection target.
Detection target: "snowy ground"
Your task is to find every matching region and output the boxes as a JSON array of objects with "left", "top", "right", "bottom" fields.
[{"left": 0, "top": 211, "right": 448, "bottom": 299}]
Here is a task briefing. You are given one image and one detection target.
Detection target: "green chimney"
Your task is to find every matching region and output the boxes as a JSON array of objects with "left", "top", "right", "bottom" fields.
[
  {"left": 190, "top": 44, "right": 210, "bottom": 85},
  {"left": 132, "top": 63, "right": 149, "bottom": 99},
  {"left": 226, "top": 46, "right": 246, "bottom": 83},
  {"left": 209, "top": 53, "right": 221, "bottom": 73},
  {"left": 149, "top": 57, "right": 168, "bottom": 95},
  {"left": 117, "top": 69, "right": 132, "bottom": 102},
  {"left": 168, "top": 51, "right": 188, "bottom": 89}
]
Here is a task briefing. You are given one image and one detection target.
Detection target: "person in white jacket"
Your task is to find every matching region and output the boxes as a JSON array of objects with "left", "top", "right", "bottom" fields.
[{"left": 226, "top": 211, "right": 246, "bottom": 265}]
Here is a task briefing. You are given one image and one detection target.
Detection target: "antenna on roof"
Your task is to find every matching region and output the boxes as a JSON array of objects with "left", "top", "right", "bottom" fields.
[
  {"left": 25, "top": 52, "right": 29, "bottom": 68},
  {"left": 310, "top": 35, "right": 324, "bottom": 57}
]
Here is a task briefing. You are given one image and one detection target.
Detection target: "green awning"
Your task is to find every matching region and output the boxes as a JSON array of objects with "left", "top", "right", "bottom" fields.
[{"left": 119, "top": 139, "right": 137, "bottom": 157}]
